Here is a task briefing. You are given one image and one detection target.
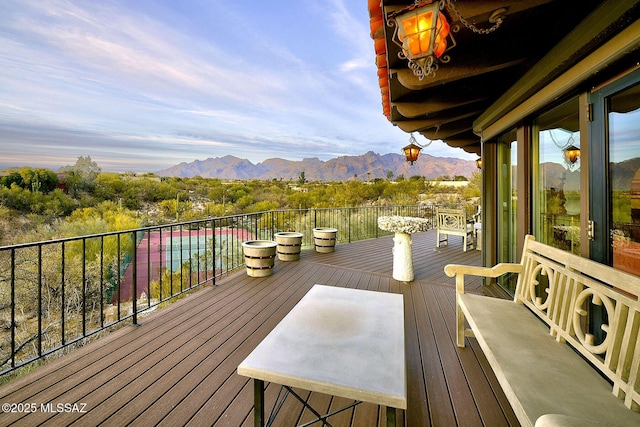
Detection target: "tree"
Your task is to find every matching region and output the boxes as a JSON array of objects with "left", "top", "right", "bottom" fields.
[
  {"left": 18, "top": 167, "right": 59, "bottom": 193},
  {"left": 0, "top": 171, "right": 23, "bottom": 188},
  {"left": 298, "top": 171, "right": 307, "bottom": 186},
  {"left": 463, "top": 171, "right": 482, "bottom": 199},
  {"left": 61, "top": 156, "right": 101, "bottom": 192},
  {"left": 1, "top": 168, "right": 58, "bottom": 193}
]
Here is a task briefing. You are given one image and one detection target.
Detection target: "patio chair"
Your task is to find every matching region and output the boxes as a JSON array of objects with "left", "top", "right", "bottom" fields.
[{"left": 436, "top": 208, "right": 474, "bottom": 252}]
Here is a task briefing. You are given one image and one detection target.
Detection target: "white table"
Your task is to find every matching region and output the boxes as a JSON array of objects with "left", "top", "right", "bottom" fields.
[{"left": 237, "top": 285, "right": 406, "bottom": 427}]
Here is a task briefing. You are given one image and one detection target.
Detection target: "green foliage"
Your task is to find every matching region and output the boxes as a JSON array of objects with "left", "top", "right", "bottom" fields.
[
  {"left": 1, "top": 159, "right": 479, "bottom": 243},
  {"left": 65, "top": 201, "right": 141, "bottom": 233},
  {"left": 0, "top": 171, "right": 22, "bottom": 188},
  {"left": 463, "top": 171, "right": 482, "bottom": 199},
  {"left": 150, "top": 266, "right": 191, "bottom": 304},
  {"left": 612, "top": 191, "right": 632, "bottom": 223},
  {"left": 0, "top": 168, "right": 58, "bottom": 193},
  {"left": 245, "top": 200, "right": 280, "bottom": 213},
  {"left": 382, "top": 180, "right": 419, "bottom": 205},
  {"left": 60, "top": 156, "right": 101, "bottom": 193},
  {"left": 0, "top": 185, "right": 76, "bottom": 218},
  {"left": 298, "top": 171, "right": 307, "bottom": 186}
]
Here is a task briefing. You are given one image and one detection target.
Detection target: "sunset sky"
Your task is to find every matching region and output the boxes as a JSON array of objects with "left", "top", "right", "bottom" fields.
[{"left": 0, "top": 0, "right": 478, "bottom": 172}]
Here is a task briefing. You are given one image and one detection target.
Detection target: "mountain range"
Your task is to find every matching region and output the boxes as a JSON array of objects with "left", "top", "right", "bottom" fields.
[{"left": 156, "top": 151, "right": 478, "bottom": 181}]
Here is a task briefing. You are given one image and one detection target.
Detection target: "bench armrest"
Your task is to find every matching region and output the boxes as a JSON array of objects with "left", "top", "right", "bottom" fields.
[
  {"left": 535, "top": 414, "right": 614, "bottom": 427},
  {"left": 444, "top": 263, "right": 523, "bottom": 293}
]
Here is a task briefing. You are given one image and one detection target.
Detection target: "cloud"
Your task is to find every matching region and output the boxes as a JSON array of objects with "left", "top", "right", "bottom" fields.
[{"left": 0, "top": 0, "right": 478, "bottom": 173}]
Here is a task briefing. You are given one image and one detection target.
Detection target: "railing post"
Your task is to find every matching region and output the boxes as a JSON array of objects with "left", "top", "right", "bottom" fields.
[
  {"left": 61, "top": 242, "right": 66, "bottom": 345},
  {"left": 179, "top": 224, "right": 184, "bottom": 293},
  {"left": 10, "top": 249, "right": 15, "bottom": 369},
  {"left": 117, "top": 235, "right": 121, "bottom": 319},
  {"left": 188, "top": 227, "right": 192, "bottom": 289},
  {"left": 169, "top": 227, "right": 173, "bottom": 298},
  {"left": 132, "top": 232, "right": 138, "bottom": 325},
  {"left": 82, "top": 238, "right": 87, "bottom": 337},
  {"left": 100, "top": 236, "right": 105, "bottom": 328},
  {"left": 38, "top": 245, "right": 43, "bottom": 357},
  {"left": 147, "top": 230, "right": 151, "bottom": 303},
  {"left": 212, "top": 218, "right": 217, "bottom": 286}
]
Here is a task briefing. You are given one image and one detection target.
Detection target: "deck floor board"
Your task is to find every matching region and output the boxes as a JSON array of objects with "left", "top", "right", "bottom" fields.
[{"left": 0, "top": 230, "right": 518, "bottom": 426}]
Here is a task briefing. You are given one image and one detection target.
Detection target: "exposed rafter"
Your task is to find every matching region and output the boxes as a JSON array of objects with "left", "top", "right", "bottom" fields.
[{"left": 369, "top": 0, "right": 607, "bottom": 155}]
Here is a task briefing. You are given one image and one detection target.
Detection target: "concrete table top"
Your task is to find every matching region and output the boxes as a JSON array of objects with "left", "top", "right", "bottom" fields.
[
  {"left": 377, "top": 215, "right": 431, "bottom": 234},
  {"left": 237, "top": 284, "right": 407, "bottom": 409}
]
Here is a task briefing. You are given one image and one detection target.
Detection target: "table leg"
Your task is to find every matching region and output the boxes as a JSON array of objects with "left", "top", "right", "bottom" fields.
[
  {"left": 386, "top": 407, "right": 396, "bottom": 427},
  {"left": 254, "top": 379, "right": 264, "bottom": 427}
]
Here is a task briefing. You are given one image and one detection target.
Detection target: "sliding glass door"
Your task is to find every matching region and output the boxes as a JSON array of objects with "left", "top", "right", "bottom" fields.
[
  {"left": 590, "top": 70, "right": 640, "bottom": 277},
  {"left": 496, "top": 130, "right": 518, "bottom": 294},
  {"left": 533, "top": 97, "right": 581, "bottom": 254}
]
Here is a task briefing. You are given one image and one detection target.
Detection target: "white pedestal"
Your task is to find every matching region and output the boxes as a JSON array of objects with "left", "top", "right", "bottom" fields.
[
  {"left": 474, "top": 223, "right": 482, "bottom": 251},
  {"left": 392, "top": 232, "right": 413, "bottom": 282}
]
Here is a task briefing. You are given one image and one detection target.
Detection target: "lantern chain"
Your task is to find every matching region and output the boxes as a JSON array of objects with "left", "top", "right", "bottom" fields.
[
  {"left": 548, "top": 130, "right": 576, "bottom": 150},
  {"left": 445, "top": 1, "right": 506, "bottom": 34}
]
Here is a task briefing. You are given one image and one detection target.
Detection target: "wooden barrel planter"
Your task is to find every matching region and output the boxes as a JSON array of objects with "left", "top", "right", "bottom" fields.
[
  {"left": 313, "top": 227, "right": 338, "bottom": 253},
  {"left": 242, "top": 240, "right": 277, "bottom": 277},
  {"left": 275, "top": 232, "right": 303, "bottom": 261}
]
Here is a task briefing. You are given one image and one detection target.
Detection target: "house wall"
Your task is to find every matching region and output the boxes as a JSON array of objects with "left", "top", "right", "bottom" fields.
[{"left": 475, "top": 3, "right": 640, "bottom": 293}]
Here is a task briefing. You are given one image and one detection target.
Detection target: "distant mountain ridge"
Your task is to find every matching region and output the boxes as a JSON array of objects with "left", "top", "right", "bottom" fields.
[{"left": 156, "top": 151, "right": 477, "bottom": 181}]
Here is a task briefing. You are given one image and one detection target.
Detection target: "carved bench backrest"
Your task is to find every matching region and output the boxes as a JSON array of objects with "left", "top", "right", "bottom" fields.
[
  {"left": 436, "top": 208, "right": 468, "bottom": 231},
  {"left": 514, "top": 235, "right": 640, "bottom": 411}
]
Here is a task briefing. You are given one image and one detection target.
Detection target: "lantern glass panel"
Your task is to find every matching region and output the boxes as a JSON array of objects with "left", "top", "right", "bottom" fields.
[{"left": 397, "top": 5, "right": 440, "bottom": 58}]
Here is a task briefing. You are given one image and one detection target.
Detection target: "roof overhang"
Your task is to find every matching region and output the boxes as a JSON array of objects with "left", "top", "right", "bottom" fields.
[{"left": 369, "top": 0, "right": 638, "bottom": 154}]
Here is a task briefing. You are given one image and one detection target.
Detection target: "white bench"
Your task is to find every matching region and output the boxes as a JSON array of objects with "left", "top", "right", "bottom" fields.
[
  {"left": 435, "top": 208, "right": 474, "bottom": 251},
  {"left": 444, "top": 235, "right": 640, "bottom": 427}
]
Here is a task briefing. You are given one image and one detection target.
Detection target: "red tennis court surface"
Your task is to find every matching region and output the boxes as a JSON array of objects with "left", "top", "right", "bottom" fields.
[{"left": 113, "top": 228, "right": 255, "bottom": 302}]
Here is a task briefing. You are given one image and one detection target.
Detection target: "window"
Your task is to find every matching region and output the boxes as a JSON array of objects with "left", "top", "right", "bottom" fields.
[
  {"left": 609, "top": 82, "right": 640, "bottom": 277},
  {"left": 533, "top": 97, "right": 581, "bottom": 254}
]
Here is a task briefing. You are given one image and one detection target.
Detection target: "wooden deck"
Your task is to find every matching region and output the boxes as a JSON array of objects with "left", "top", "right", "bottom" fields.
[{"left": 0, "top": 230, "right": 519, "bottom": 426}]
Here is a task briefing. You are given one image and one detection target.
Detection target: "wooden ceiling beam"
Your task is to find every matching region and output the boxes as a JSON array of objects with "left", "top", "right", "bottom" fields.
[
  {"left": 446, "top": 0, "right": 554, "bottom": 22},
  {"left": 422, "top": 123, "right": 474, "bottom": 141},
  {"left": 394, "top": 97, "right": 488, "bottom": 119},
  {"left": 395, "top": 110, "right": 482, "bottom": 133},
  {"left": 393, "top": 58, "right": 526, "bottom": 91}
]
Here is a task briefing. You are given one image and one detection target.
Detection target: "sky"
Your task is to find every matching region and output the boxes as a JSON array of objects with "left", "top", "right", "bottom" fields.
[{"left": 0, "top": 0, "right": 478, "bottom": 173}]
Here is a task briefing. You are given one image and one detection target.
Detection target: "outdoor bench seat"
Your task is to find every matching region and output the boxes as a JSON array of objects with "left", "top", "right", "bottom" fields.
[
  {"left": 444, "top": 235, "right": 640, "bottom": 427},
  {"left": 435, "top": 207, "right": 474, "bottom": 251}
]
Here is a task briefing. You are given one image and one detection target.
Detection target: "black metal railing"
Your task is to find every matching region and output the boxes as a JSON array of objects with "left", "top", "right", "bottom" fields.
[{"left": 0, "top": 205, "right": 434, "bottom": 376}]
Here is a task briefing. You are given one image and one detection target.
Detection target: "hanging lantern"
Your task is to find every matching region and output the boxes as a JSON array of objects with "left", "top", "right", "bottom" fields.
[
  {"left": 476, "top": 158, "right": 482, "bottom": 169},
  {"left": 403, "top": 133, "right": 432, "bottom": 164},
  {"left": 388, "top": 1, "right": 453, "bottom": 80},
  {"left": 397, "top": 4, "right": 449, "bottom": 58},
  {"left": 387, "top": 1, "right": 506, "bottom": 80},
  {"left": 564, "top": 145, "right": 580, "bottom": 165},
  {"left": 403, "top": 142, "right": 423, "bottom": 165}
]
